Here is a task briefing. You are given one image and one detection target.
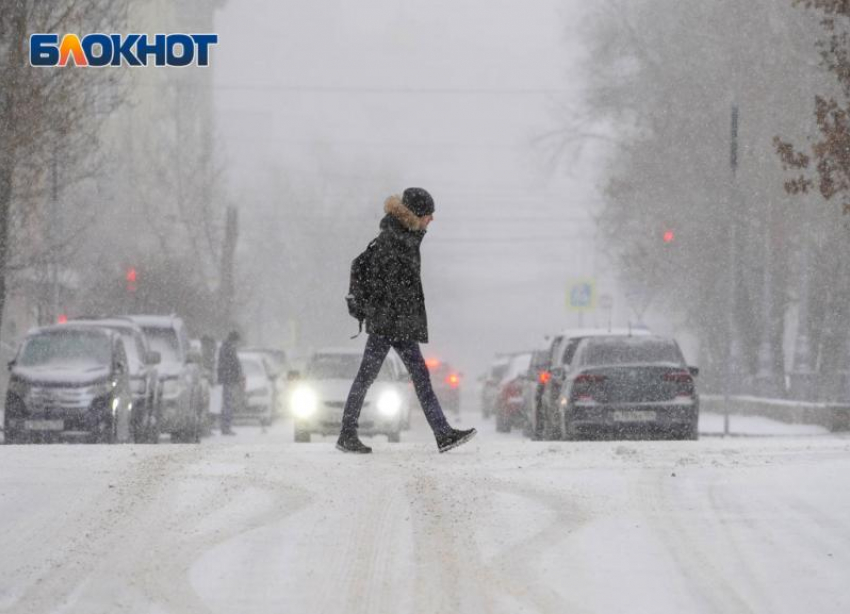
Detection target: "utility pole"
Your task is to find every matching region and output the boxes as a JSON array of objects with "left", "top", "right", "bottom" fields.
[
  {"left": 49, "top": 147, "right": 60, "bottom": 324},
  {"left": 724, "top": 105, "right": 744, "bottom": 436},
  {"left": 219, "top": 206, "right": 238, "bottom": 333}
]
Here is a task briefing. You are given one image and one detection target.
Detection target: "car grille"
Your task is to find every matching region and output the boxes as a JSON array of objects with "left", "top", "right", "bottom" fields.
[{"left": 28, "top": 387, "right": 95, "bottom": 413}]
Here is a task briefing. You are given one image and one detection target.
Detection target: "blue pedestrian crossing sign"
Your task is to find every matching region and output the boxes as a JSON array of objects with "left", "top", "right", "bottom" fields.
[{"left": 567, "top": 279, "right": 595, "bottom": 311}]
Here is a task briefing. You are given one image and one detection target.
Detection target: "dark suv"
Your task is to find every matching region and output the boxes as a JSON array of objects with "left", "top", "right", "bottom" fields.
[
  {"left": 4, "top": 325, "right": 134, "bottom": 444},
  {"left": 72, "top": 318, "right": 162, "bottom": 443}
]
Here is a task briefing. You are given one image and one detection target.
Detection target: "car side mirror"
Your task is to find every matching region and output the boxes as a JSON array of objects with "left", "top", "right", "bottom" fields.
[
  {"left": 287, "top": 370, "right": 301, "bottom": 381},
  {"left": 688, "top": 366, "right": 699, "bottom": 378},
  {"left": 147, "top": 351, "right": 161, "bottom": 365},
  {"left": 186, "top": 350, "right": 201, "bottom": 365}
]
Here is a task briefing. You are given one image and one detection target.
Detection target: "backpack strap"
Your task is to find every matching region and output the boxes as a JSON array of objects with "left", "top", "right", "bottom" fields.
[{"left": 350, "top": 318, "right": 364, "bottom": 340}]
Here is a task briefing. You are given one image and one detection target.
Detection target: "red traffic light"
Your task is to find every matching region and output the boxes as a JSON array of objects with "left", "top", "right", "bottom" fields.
[
  {"left": 663, "top": 230, "right": 675, "bottom": 244},
  {"left": 57, "top": 314, "right": 68, "bottom": 324},
  {"left": 126, "top": 267, "right": 137, "bottom": 293}
]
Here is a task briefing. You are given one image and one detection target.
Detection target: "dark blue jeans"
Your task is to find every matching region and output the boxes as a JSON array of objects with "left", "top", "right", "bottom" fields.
[{"left": 341, "top": 335, "right": 451, "bottom": 436}]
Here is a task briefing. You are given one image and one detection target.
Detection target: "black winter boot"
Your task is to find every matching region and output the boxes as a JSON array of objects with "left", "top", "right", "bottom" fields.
[
  {"left": 436, "top": 427, "right": 477, "bottom": 453},
  {"left": 336, "top": 431, "right": 372, "bottom": 454}
]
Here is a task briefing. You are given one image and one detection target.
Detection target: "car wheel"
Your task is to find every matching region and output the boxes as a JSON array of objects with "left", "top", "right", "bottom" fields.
[
  {"left": 387, "top": 431, "right": 401, "bottom": 443},
  {"left": 147, "top": 416, "right": 161, "bottom": 444},
  {"left": 543, "top": 406, "right": 562, "bottom": 441},
  {"left": 294, "top": 429, "right": 310, "bottom": 443},
  {"left": 99, "top": 415, "right": 117, "bottom": 444},
  {"left": 495, "top": 408, "right": 510, "bottom": 433},
  {"left": 530, "top": 404, "right": 544, "bottom": 441}
]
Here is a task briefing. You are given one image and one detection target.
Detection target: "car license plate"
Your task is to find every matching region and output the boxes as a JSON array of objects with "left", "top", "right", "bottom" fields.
[
  {"left": 24, "top": 419, "right": 64, "bottom": 431},
  {"left": 612, "top": 411, "right": 656, "bottom": 423}
]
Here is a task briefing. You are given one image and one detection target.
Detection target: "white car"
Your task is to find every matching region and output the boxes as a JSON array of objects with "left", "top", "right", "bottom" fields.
[
  {"left": 238, "top": 351, "right": 275, "bottom": 426},
  {"left": 126, "top": 315, "right": 205, "bottom": 443},
  {"left": 289, "top": 348, "right": 410, "bottom": 443}
]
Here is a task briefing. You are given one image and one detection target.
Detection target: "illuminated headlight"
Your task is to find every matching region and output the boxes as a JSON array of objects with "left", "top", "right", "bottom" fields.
[
  {"left": 248, "top": 387, "right": 271, "bottom": 399},
  {"left": 111, "top": 397, "right": 119, "bottom": 413},
  {"left": 291, "top": 387, "right": 318, "bottom": 419},
  {"left": 161, "top": 378, "right": 179, "bottom": 397},
  {"left": 377, "top": 390, "right": 402, "bottom": 417}
]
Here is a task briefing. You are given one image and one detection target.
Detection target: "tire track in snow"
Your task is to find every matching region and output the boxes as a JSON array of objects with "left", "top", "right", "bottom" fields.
[{"left": 634, "top": 471, "right": 763, "bottom": 614}]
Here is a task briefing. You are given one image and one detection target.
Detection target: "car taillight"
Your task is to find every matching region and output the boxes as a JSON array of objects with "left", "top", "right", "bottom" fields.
[
  {"left": 503, "top": 379, "right": 521, "bottom": 398},
  {"left": 663, "top": 371, "right": 694, "bottom": 397},
  {"left": 539, "top": 370, "right": 551, "bottom": 384},
  {"left": 446, "top": 373, "right": 460, "bottom": 389},
  {"left": 572, "top": 373, "right": 605, "bottom": 402}
]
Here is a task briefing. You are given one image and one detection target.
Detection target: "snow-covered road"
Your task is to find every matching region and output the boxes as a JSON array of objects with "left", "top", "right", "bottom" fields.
[{"left": 1, "top": 413, "right": 848, "bottom": 614}]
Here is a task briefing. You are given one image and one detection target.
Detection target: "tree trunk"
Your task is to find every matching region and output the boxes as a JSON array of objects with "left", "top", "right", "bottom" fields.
[{"left": 0, "top": 1, "right": 28, "bottom": 341}]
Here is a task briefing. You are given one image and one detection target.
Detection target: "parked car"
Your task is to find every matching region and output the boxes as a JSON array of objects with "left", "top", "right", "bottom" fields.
[
  {"left": 554, "top": 335, "right": 699, "bottom": 440},
  {"left": 242, "top": 346, "right": 288, "bottom": 420},
  {"left": 289, "top": 348, "right": 409, "bottom": 443},
  {"left": 521, "top": 346, "right": 553, "bottom": 440},
  {"left": 540, "top": 327, "right": 652, "bottom": 440},
  {"left": 494, "top": 352, "right": 533, "bottom": 432},
  {"left": 4, "top": 325, "right": 134, "bottom": 444},
  {"left": 127, "top": 315, "right": 205, "bottom": 443},
  {"left": 425, "top": 358, "right": 461, "bottom": 416},
  {"left": 479, "top": 355, "right": 511, "bottom": 419},
  {"left": 73, "top": 318, "right": 162, "bottom": 443},
  {"left": 237, "top": 351, "right": 276, "bottom": 426}
]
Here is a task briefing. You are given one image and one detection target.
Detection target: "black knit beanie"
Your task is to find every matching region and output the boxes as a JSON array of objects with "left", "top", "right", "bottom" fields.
[{"left": 402, "top": 187, "right": 435, "bottom": 217}]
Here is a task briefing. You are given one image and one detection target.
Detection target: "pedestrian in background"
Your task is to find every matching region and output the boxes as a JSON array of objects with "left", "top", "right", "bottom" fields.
[{"left": 217, "top": 330, "right": 244, "bottom": 436}]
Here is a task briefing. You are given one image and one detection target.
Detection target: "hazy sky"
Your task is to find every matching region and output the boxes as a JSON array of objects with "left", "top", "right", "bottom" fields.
[{"left": 212, "top": 0, "right": 629, "bottom": 374}]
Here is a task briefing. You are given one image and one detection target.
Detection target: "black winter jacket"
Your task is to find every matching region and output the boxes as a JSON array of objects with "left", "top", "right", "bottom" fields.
[
  {"left": 217, "top": 339, "right": 243, "bottom": 384},
  {"left": 365, "top": 196, "right": 430, "bottom": 343}
]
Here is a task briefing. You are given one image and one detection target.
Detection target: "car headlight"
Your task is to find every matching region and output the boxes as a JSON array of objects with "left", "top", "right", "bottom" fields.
[
  {"left": 377, "top": 390, "right": 402, "bottom": 417},
  {"left": 7, "top": 376, "right": 31, "bottom": 398},
  {"left": 291, "top": 386, "right": 318, "bottom": 419}
]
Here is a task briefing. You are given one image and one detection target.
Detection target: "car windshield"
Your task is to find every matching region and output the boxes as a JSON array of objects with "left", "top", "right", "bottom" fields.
[
  {"left": 240, "top": 356, "right": 266, "bottom": 377},
  {"left": 584, "top": 338, "right": 684, "bottom": 366},
  {"left": 18, "top": 330, "right": 111, "bottom": 369},
  {"left": 142, "top": 327, "right": 181, "bottom": 364},
  {"left": 506, "top": 353, "right": 532, "bottom": 380},
  {"left": 308, "top": 353, "right": 392, "bottom": 380}
]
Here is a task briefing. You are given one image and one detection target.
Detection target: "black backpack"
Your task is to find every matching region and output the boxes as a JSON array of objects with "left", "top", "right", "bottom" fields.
[{"left": 346, "top": 239, "right": 379, "bottom": 337}]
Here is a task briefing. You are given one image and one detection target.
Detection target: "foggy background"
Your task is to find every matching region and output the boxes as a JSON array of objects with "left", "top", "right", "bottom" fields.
[{"left": 212, "top": 0, "right": 617, "bottom": 375}]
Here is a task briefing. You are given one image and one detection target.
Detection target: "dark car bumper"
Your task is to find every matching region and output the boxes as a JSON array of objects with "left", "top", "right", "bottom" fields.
[
  {"left": 565, "top": 400, "right": 699, "bottom": 438},
  {"left": 5, "top": 410, "right": 107, "bottom": 443}
]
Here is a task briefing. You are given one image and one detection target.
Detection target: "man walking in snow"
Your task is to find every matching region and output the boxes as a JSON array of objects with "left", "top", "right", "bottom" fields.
[
  {"left": 338, "top": 188, "right": 477, "bottom": 454},
  {"left": 217, "top": 330, "right": 244, "bottom": 436}
]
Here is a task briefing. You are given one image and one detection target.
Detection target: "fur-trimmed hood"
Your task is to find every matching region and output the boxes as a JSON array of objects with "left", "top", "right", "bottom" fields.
[{"left": 384, "top": 194, "right": 427, "bottom": 231}]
